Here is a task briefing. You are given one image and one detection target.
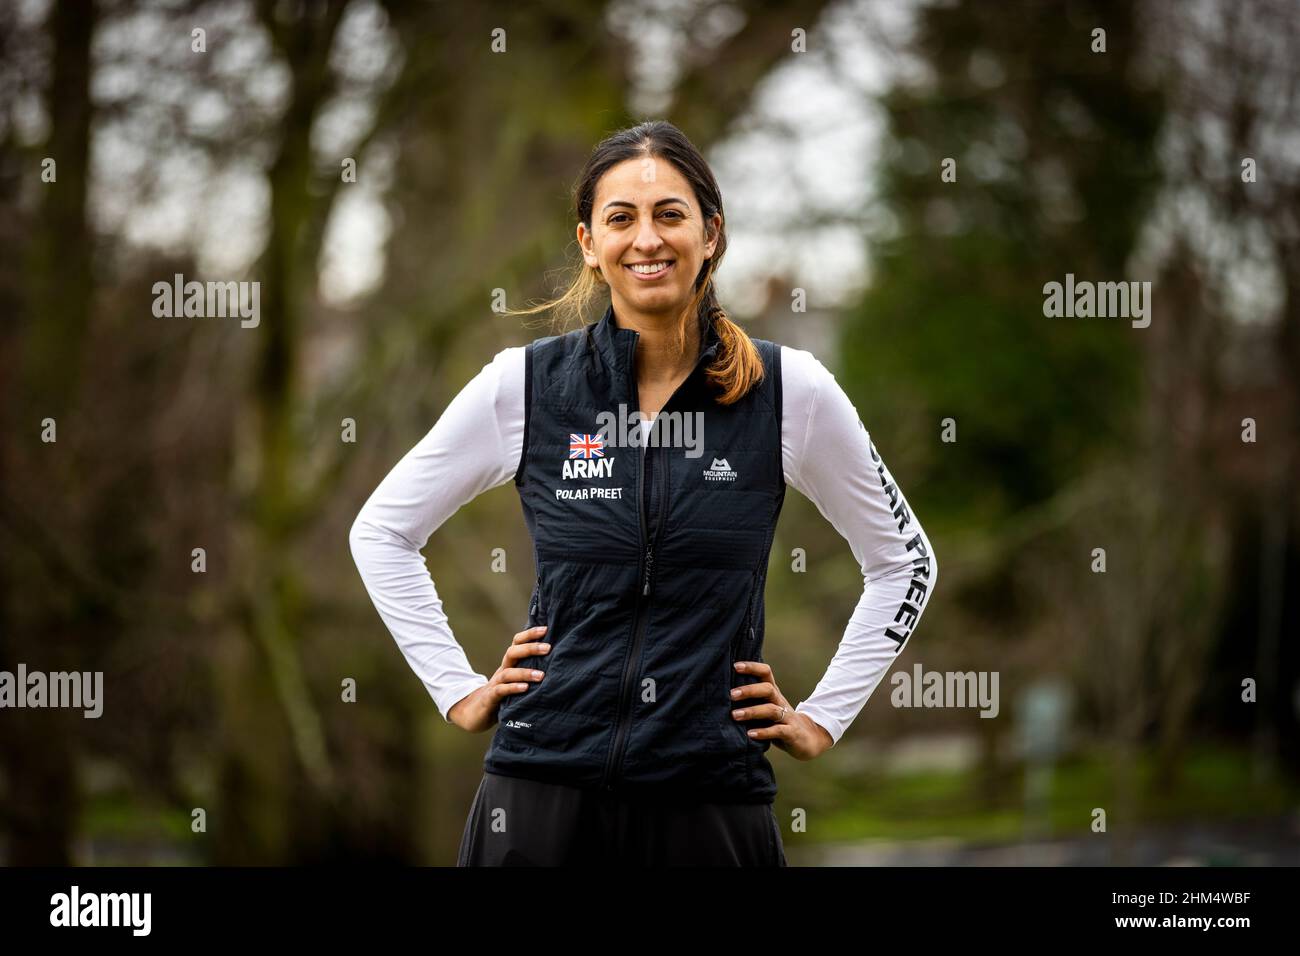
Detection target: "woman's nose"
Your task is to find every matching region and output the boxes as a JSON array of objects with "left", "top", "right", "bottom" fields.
[{"left": 635, "top": 220, "right": 664, "bottom": 248}]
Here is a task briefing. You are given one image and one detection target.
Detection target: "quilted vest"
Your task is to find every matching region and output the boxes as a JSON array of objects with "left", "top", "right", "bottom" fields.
[{"left": 482, "top": 302, "right": 786, "bottom": 804}]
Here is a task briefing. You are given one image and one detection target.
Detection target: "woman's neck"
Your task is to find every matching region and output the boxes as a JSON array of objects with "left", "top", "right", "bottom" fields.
[{"left": 613, "top": 302, "right": 701, "bottom": 389}]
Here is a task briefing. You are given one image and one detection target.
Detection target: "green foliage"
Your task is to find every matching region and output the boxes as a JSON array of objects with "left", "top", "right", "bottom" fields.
[{"left": 840, "top": 0, "right": 1164, "bottom": 527}]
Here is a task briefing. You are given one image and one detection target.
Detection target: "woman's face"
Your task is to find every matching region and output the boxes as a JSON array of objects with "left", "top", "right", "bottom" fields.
[{"left": 578, "top": 157, "right": 720, "bottom": 322}]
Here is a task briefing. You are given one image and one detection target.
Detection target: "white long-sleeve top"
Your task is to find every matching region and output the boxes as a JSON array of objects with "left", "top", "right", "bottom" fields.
[{"left": 349, "top": 343, "right": 938, "bottom": 747}]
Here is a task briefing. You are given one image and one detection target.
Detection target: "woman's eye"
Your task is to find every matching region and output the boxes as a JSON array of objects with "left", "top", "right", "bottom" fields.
[{"left": 609, "top": 210, "right": 683, "bottom": 224}]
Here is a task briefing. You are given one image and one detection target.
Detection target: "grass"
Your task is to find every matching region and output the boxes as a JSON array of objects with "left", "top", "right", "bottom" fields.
[
  {"left": 801, "top": 743, "right": 1300, "bottom": 845},
  {"left": 71, "top": 743, "right": 1298, "bottom": 860},
  {"left": 77, "top": 792, "right": 202, "bottom": 865}
]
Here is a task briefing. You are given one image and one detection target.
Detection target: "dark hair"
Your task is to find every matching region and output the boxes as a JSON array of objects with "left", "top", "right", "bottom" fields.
[{"left": 506, "top": 120, "right": 763, "bottom": 405}]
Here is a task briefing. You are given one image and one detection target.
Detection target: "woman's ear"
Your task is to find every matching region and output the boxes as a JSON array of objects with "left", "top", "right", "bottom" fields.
[
  {"left": 577, "top": 222, "right": 600, "bottom": 269},
  {"left": 705, "top": 215, "right": 722, "bottom": 256},
  {"left": 576, "top": 225, "right": 588, "bottom": 264}
]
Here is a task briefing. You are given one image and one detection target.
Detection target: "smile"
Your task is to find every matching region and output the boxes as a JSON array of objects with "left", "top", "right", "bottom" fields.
[{"left": 624, "top": 260, "right": 674, "bottom": 280}]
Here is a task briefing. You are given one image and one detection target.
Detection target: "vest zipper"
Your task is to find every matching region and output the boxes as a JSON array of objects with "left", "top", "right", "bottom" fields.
[
  {"left": 601, "top": 325, "right": 717, "bottom": 794},
  {"left": 602, "top": 331, "right": 651, "bottom": 792},
  {"left": 725, "top": 567, "right": 764, "bottom": 756},
  {"left": 733, "top": 568, "right": 760, "bottom": 662},
  {"left": 529, "top": 567, "right": 542, "bottom": 622},
  {"left": 526, "top": 569, "right": 545, "bottom": 670}
]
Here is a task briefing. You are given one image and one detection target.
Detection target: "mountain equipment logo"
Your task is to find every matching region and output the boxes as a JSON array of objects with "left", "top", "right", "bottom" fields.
[{"left": 703, "top": 457, "right": 737, "bottom": 481}]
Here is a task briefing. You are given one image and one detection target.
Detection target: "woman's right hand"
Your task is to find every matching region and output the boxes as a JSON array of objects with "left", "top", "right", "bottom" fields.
[{"left": 448, "top": 625, "right": 550, "bottom": 732}]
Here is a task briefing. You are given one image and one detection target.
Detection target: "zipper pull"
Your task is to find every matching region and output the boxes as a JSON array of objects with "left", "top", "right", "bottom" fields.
[{"left": 642, "top": 546, "right": 655, "bottom": 595}]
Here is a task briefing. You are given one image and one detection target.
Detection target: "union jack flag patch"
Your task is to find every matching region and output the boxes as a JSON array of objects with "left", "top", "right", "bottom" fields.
[{"left": 569, "top": 433, "right": 605, "bottom": 459}]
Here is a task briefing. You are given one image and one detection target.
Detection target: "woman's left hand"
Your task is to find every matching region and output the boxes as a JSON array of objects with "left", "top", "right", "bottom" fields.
[{"left": 731, "top": 660, "right": 834, "bottom": 760}]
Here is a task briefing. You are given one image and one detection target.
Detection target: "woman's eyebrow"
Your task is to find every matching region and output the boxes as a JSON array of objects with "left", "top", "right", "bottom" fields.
[{"left": 601, "top": 197, "right": 689, "bottom": 212}]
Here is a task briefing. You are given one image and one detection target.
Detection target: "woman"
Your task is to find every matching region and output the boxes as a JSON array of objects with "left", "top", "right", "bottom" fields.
[{"left": 349, "top": 120, "right": 939, "bottom": 866}]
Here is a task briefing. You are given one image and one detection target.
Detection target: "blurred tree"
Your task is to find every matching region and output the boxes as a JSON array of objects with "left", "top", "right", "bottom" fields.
[
  {"left": 0, "top": 0, "right": 98, "bottom": 867},
  {"left": 2, "top": 0, "right": 838, "bottom": 864},
  {"left": 835, "top": 0, "right": 1165, "bottom": 815}
]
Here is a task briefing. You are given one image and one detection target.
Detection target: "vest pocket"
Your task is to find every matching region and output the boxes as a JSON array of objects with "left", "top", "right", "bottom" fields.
[
  {"left": 733, "top": 569, "right": 760, "bottom": 662},
  {"left": 502, "top": 571, "right": 551, "bottom": 719},
  {"left": 524, "top": 567, "right": 551, "bottom": 674},
  {"left": 726, "top": 569, "right": 762, "bottom": 752}
]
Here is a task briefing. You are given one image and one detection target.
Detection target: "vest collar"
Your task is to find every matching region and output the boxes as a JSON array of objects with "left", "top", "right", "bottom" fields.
[{"left": 588, "top": 300, "right": 722, "bottom": 379}]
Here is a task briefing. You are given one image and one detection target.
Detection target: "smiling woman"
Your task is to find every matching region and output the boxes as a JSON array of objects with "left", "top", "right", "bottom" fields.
[
  {"left": 505, "top": 122, "right": 767, "bottom": 413},
  {"left": 576, "top": 160, "right": 756, "bottom": 417},
  {"left": 592, "top": 193, "right": 697, "bottom": 288},
  {"left": 349, "top": 120, "right": 939, "bottom": 867}
]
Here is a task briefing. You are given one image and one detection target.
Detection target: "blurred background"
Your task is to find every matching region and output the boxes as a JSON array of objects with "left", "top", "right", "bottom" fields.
[{"left": 1, "top": 0, "right": 1297, "bottom": 865}]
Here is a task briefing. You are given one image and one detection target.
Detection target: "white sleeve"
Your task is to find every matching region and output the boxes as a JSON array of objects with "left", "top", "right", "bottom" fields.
[
  {"left": 348, "top": 346, "right": 527, "bottom": 722},
  {"left": 780, "top": 346, "right": 939, "bottom": 747}
]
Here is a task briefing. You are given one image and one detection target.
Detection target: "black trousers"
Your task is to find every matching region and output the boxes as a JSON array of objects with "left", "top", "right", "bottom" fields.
[{"left": 457, "top": 771, "right": 787, "bottom": 866}]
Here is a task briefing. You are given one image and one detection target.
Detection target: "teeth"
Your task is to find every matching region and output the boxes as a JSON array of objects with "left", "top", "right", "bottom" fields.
[{"left": 629, "top": 261, "right": 670, "bottom": 274}]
